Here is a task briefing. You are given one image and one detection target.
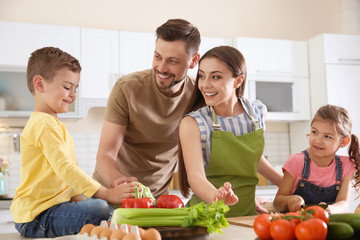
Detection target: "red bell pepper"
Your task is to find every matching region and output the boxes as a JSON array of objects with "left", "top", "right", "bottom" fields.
[
  {"left": 155, "top": 194, "right": 184, "bottom": 208},
  {"left": 121, "top": 184, "right": 154, "bottom": 208},
  {"left": 134, "top": 197, "right": 154, "bottom": 208},
  {"left": 121, "top": 198, "right": 135, "bottom": 208}
]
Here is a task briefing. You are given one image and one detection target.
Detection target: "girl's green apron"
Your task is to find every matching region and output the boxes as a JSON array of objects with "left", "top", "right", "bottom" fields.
[{"left": 187, "top": 99, "right": 264, "bottom": 217}]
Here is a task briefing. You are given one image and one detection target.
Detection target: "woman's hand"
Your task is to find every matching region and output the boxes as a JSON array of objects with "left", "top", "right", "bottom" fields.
[
  {"left": 255, "top": 197, "right": 269, "bottom": 213},
  {"left": 213, "top": 182, "right": 238, "bottom": 206}
]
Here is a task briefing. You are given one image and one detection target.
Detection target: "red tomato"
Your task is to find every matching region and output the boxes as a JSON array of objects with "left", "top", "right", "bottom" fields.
[
  {"left": 134, "top": 197, "right": 154, "bottom": 208},
  {"left": 253, "top": 214, "right": 272, "bottom": 240},
  {"left": 270, "top": 219, "right": 295, "bottom": 240},
  {"left": 155, "top": 194, "right": 184, "bottom": 208},
  {"left": 122, "top": 198, "right": 135, "bottom": 208},
  {"left": 286, "top": 211, "right": 301, "bottom": 226},
  {"left": 295, "top": 218, "right": 327, "bottom": 240},
  {"left": 305, "top": 206, "right": 329, "bottom": 224}
]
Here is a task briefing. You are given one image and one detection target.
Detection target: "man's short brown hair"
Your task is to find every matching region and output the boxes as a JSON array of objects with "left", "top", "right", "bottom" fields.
[{"left": 156, "top": 19, "right": 201, "bottom": 55}]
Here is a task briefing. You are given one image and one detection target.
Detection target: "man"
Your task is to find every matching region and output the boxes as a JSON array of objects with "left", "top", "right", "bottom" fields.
[{"left": 93, "top": 19, "right": 201, "bottom": 198}]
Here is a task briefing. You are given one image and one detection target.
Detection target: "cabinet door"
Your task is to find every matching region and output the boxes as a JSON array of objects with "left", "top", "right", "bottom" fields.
[
  {"left": 0, "top": 21, "right": 81, "bottom": 118},
  {"left": 236, "top": 37, "right": 308, "bottom": 78},
  {"left": 323, "top": 34, "right": 360, "bottom": 64},
  {"left": 119, "top": 31, "right": 156, "bottom": 76},
  {"left": 326, "top": 64, "right": 360, "bottom": 155},
  {"left": 80, "top": 28, "right": 119, "bottom": 100},
  {"left": 0, "top": 21, "right": 80, "bottom": 66}
]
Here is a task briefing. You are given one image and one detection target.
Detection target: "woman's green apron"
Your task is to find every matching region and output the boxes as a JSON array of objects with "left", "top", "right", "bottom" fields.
[{"left": 187, "top": 99, "right": 264, "bottom": 217}]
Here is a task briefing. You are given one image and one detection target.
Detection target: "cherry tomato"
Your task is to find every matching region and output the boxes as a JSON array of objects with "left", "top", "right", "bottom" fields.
[
  {"left": 122, "top": 198, "right": 135, "bottom": 208},
  {"left": 253, "top": 214, "right": 272, "bottom": 240},
  {"left": 155, "top": 194, "right": 184, "bottom": 208},
  {"left": 270, "top": 219, "right": 295, "bottom": 240},
  {"left": 295, "top": 218, "right": 327, "bottom": 240},
  {"left": 305, "top": 205, "right": 329, "bottom": 224},
  {"left": 134, "top": 197, "right": 154, "bottom": 208}
]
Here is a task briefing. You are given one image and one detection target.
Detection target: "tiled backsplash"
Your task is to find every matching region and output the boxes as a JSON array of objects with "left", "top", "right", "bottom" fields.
[{"left": 4, "top": 131, "right": 289, "bottom": 197}]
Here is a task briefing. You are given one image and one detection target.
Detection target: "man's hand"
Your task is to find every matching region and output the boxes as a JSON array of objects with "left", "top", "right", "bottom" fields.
[{"left": 111, "top": 176, "right": 138, "bottom": 188}]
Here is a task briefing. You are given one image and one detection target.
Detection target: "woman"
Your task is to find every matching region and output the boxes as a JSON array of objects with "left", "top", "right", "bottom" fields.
[{"left": 178, "top": 46, "right": 282, "bottom": 217}]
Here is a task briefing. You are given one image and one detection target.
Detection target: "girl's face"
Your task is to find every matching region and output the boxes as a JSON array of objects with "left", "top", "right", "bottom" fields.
[
  {"left": 309, "top": 120, "right": 345, "bottom": 158},
  {"left": 198, "top": 57, "right": 241, "bottom": 108}
]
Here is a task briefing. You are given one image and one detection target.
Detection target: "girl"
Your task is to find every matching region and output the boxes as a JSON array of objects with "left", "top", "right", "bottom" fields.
[
  {"left": 178, "top": 46, "right": 282, "bottom": 217},
  {"left": 273, "top": 105, "right": 360, "bottom": 213}
]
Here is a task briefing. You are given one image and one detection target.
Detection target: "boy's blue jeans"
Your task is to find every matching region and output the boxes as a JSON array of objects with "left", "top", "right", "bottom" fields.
[{"left": 15, "top": 198, "right": 112, "bottom": 238}]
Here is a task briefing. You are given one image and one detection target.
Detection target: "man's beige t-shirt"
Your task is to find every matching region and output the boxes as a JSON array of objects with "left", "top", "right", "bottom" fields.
[{"left": 94, "top": 69, "right": 196, "bottom": 198}]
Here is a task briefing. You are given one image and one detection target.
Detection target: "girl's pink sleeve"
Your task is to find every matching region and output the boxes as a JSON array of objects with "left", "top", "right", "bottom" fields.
[{"left": 282, "top": 153, "right": 303, "bottom": 179}]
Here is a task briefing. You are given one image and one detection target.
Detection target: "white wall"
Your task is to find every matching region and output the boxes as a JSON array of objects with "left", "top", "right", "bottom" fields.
[{"left": 0, "top": 0, "right": 342, "bottom": 40}]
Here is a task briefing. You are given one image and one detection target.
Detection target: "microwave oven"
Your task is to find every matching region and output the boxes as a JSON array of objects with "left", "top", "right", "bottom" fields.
[{"left": 246, "top": 75, "right": 310, "bottom": 121}]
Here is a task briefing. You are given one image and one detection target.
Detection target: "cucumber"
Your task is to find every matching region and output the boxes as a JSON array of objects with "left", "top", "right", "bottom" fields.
[
  {"left": 326, "top": 222, "right": 354, "bottom": 240},
  {"left": 329, "top": 213, "right": 360, "bottom": 232}
]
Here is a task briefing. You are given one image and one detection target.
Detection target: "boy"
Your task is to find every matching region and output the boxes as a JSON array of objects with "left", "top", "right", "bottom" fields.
[{"left": 10, "top": 47, "right": 137, "bottom": 238}]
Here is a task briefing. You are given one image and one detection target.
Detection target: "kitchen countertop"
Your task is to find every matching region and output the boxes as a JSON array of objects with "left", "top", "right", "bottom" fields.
[{"left": 0, "top": 224, "right": 258, "bottom": 240}]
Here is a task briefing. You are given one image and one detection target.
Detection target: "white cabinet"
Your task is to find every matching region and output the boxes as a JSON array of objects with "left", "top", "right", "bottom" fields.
[
  {"left": 80, "top": 28, "right": 119, "bottom": 115},
  {"left": 291, "top": 34, "right": 360, "bottom": 155},
  {"left": 235, "top": 37, "right": 310, "bottom": 121},
  {"left": 0, "top": 21, "right": 81, "bottom": 118},
  {"left": 235, "top": 37, "right": 308, "bottom": 77},
  {"left": 119, "top": 31, "right": 156, "bottom": 76},
  {"left": 0, "top": 21, "right": 80, "bottom": 67},
  {"left": 308, "top": 34, "right": 360, "bottom": 155},
  {"left": 322, "top": 34, "right": 360, "bottom": 64}
]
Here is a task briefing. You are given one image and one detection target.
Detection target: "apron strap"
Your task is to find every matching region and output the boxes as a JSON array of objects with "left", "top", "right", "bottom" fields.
[
  {"left": 301, "top": 150, "right": 342, "bottom": 188},
  {"left": 210, "top": 98, "right": 260, "bottom": 131}
]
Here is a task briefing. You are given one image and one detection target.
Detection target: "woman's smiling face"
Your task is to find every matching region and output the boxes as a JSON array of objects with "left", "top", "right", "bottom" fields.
[{"left": 197, "top": 57, "right": 238, "bottom": 108}]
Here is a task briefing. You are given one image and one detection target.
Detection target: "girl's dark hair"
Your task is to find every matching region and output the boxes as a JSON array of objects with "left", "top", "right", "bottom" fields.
[
  {"left": 156, "top": 19, "right": 201, "bottom": 55},
  {"left": 178, "top": 46, "right": 247, "bottom": 197},
  {"left": 312, "top": 105, "right": 360, "bottom": 194}
]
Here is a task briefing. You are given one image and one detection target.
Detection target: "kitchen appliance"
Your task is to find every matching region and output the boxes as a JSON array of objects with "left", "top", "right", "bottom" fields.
[{"left": 247, "top": 74, "right": 310, "bottom": 121}]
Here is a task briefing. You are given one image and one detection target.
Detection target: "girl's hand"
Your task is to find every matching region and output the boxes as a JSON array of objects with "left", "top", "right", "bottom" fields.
[
  {"left": 213, "top": 182, "right": 238, "bottom": 206},
  {"left": 287, "top": 195, "right": 305, "bottom": 212}
]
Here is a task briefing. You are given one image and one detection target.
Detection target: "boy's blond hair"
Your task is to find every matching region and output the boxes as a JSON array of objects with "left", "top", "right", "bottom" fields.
[{"left": 26, "top": 47, "right": 81, "bottom": 95}]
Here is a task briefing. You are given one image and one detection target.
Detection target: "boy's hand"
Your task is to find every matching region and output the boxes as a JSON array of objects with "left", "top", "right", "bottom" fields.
[
  {"left": 95, "top": 182, "right": 140, "bottom": 205},
  {"left": 111, "top": 176, "right": 138, "bottom": 188},
  {"left": 287, "top": 195, "right": 305, "bottom": 212}
]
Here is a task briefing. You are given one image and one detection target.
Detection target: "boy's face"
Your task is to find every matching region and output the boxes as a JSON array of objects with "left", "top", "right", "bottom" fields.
[{"left": 38, "top": 67, "right": 80, "bottom": 116}]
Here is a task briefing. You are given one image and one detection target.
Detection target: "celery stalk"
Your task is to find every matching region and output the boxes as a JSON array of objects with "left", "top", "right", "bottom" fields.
[{"left": 111, "top": 201, "right": 230, "bottom": 234}]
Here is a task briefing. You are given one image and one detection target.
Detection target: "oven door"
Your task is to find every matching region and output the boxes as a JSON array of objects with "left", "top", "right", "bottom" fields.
[{"left": 247, "top": 75, "right": 310, "bottom": 121}]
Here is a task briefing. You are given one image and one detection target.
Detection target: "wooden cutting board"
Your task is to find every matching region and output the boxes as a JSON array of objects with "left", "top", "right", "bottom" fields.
[
  {"left": 154, "top": 226, "right": 208, "bottom": 240},
  {"left": 226, "top": 215, "right": 257, "bottom": 228}
]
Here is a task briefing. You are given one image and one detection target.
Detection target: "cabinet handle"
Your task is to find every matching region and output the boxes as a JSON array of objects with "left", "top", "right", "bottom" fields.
[
  {"left": 255, "top": 70, "right": 293, "bottom": 76},
  {"left": 338, "top": 58, "right": 360, "bottom": 62}
]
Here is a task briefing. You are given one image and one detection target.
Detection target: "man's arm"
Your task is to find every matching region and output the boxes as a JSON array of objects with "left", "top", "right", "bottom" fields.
[{"left": 95, "top": 120, "right": 132, "bottom": 187}]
